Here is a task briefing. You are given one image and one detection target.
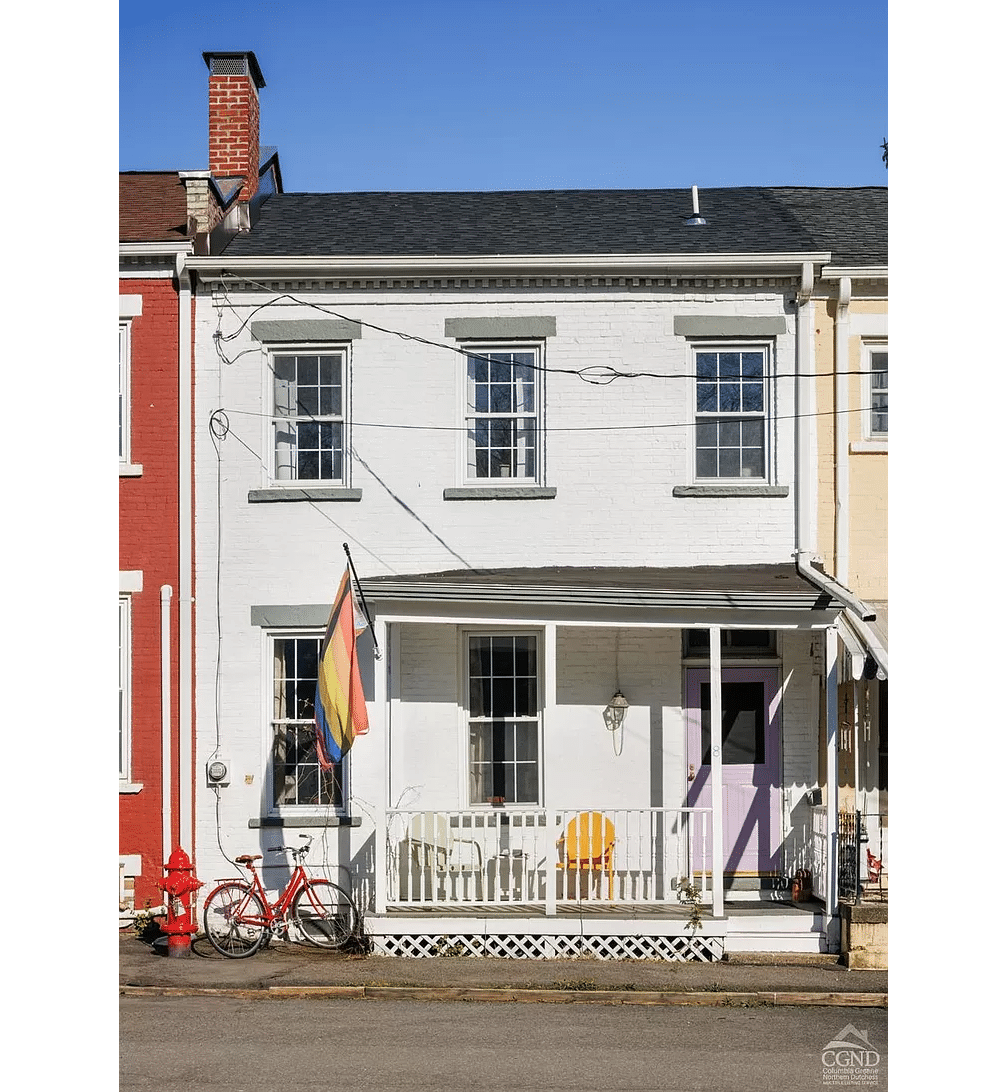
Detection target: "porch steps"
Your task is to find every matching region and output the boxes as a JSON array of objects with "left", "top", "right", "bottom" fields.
[{"left": 723, "top": 900, "right": 833, "bottom": 955}]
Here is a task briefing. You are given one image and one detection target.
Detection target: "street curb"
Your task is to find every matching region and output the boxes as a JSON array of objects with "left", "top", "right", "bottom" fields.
[{"left": 121, "top": 984, "right": 887, "bottom": 1008}]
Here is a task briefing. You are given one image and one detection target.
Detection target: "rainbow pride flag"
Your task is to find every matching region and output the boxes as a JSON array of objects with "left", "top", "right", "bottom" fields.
[{"left": 314, "top": 567, "right": 370, "bottom": 765}]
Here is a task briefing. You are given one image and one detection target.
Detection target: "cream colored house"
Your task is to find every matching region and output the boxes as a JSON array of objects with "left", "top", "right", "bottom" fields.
[{"left": 806, "top": 197, "right": 887, "bottom": 897}]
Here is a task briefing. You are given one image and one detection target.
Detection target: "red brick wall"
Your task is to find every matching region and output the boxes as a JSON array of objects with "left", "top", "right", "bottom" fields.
[
  {"left": 208, "top": 74, "right": 260, "bottom": 203},
  {"left": 120, "top": 276, "right": 181, "bottom": 908}
]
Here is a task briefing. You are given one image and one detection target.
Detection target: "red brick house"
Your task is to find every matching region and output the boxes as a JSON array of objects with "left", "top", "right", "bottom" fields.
[{"left": 119, "top": 51, "right": 280, "bottom": 919}]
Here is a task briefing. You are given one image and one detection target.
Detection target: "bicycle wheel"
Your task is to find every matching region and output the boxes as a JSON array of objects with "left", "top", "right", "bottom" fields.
[
  {"left": 203, "top": 881, "right": 268, "bottom": 957},
  {"left": 293, "top": 880, "right": 358, "bottom": 949}
]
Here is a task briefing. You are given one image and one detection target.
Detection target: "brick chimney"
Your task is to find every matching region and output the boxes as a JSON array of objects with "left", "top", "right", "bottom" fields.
[{"left": 203, "top": 51, "right": 265, "bottom": 204}]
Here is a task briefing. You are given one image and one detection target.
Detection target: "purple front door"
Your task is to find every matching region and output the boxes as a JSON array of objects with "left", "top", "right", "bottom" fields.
[{"left": 685, "top": 667, "right": 782, "bottom": 874}]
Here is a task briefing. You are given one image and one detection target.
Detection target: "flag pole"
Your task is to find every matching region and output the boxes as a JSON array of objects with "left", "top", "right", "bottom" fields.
[{"left": 342, "top": 542, "right": 381, "bottom": 660}]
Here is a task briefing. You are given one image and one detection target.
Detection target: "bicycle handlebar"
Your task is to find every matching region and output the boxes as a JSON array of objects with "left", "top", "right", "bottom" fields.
[{"left": 270, "top": 835, "right": 313, "bottom": 858}]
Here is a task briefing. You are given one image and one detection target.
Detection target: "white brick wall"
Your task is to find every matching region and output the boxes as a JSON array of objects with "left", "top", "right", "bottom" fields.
[
  {"left": 194, "top": 287, "right": 797, "bottom": 588},
  {"left": 192, "top": 282, "right": 816, "bottom": 881}
]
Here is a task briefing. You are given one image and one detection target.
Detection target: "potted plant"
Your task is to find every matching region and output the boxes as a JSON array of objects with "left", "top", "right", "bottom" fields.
[{"left": 791, "top": 869, "right": 812, "bottom": 902}]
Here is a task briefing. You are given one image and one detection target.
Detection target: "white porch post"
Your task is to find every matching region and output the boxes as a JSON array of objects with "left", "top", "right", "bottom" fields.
[
  {"left": 825, "top": 625, "right": 839, "bottom": 916},
  {"left": 373, "top": 618, "right": 389, "bottom": 915},
  {"left": 710, "top": 625, "right": 724, "bottom": 918},
  {"left": 544, "top": 622, "right": 557, "bottom": 917}
]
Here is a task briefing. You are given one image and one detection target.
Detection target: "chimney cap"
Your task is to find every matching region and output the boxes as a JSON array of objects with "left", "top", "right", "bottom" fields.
[{"left": 203, "top": 51, "right": 265, "bottom": 89}]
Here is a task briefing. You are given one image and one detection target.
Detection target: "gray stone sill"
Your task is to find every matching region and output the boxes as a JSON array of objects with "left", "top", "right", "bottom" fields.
[
  {"left": 444, "top": 486, "right": 557, "bottom": 501},
  {"left": 119, "top": 781, "right": 143, "bottom": 794},
  {"left": 249, "top": 487, "right": 363, "bottom": 503},
  {"left": 119, "top": 463, "right": 144, "bottom": 478},
  {"left": 249, "top": 815, "right": 362, "bottom": 828},
  {"left": 673, "top": 484, "right": 789, "bottom": 498}
]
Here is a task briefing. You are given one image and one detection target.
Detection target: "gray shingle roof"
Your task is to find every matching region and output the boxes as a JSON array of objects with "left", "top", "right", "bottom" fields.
[
  {"left": 223, "top": 185, "right": 885, "bottom": 265},
  {"left": 772, "top": 187, "right": 887, "bottom": 266}
]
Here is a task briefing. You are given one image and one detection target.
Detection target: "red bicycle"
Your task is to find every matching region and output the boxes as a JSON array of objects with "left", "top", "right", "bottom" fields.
[{"left": 202, "top": 835, "right": 359, "bottom": 958}]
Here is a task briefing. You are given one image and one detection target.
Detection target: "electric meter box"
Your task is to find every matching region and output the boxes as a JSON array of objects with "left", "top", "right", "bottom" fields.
[{"left": 206, "top": 757, "right": 231, "bottom": 787}]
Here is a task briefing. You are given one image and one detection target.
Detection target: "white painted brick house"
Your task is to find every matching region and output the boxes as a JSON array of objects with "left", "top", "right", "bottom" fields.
[{"left": 185, "top": 55, "right": 886, "bottom": 960}]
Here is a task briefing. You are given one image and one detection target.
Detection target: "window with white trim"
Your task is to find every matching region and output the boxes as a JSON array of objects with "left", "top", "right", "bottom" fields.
[
  {"left": 464, "top": 346, "right": 542, "bottom": 482},
  {"left": 270, "top": 349, "right": 348, "bottom": 483},
  {"left": 694, "top": 345, "right": 770, "bottom": 480},
  {"left": 119, "top": 595, "right": 131, "bottom": 780},
  {"left": 119, "top": 321, "right": 131, "bottom": 464},
  {"left": 869, "top": 349, "right": 888, "bottom": 437},
  {"left": 467, "top": 634, "right": 540, "bottom": 805},
  {"left": 269, "top": 632, "right": 345, "bottom": 811}
]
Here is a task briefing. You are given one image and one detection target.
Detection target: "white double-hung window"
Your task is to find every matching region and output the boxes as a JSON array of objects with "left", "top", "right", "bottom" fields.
[
  {"left": 119, "top": 321, "right": 131, "bottom": 466},
  {"left": 269, "top": 632, "right": 346, "bottom": 812},
  {"left": 271, "top": 349, "right": 348, "bottom": 483},
  {"left": 119, "top": 594, "right": 131, "bottom": 781},
  {"left": 466, "top": 634, "right": 541, "bottom": 805},
  {"left": 119, "top": 295, "right": 143, "bottom": 476},
  {"left": 694, "top": 344, "right": 770, "bottom": 480},
  {"left": 464, "top": 346, "right": 542, "bottom": 482},
  {"left": 869, "top": 348, "right": 888, "bottom": 438}
]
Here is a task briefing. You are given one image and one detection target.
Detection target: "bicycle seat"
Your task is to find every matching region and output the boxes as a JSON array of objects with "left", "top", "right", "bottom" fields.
[{"left": 235, "top": 854, "right": 262, "bottom": 864}]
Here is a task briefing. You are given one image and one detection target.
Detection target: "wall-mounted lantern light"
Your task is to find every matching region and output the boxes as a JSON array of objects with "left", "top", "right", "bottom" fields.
[{"left": 603, "top": 690, "right": 629, "bottom": 734}]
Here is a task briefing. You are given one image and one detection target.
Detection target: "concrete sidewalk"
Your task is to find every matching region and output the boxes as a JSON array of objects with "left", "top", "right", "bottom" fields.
[{"left": 120, "top": 933, "right": 887, "bottom": 1007}]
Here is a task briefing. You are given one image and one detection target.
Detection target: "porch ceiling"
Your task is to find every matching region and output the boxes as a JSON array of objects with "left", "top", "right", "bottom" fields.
[{"left": 358, "top": 564, "right": 843, "bottom": 620}]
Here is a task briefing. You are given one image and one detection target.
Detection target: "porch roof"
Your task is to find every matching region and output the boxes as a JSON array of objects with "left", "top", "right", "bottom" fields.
[{"left": 358, "top": 563, "right": 849, "bottom": 619}]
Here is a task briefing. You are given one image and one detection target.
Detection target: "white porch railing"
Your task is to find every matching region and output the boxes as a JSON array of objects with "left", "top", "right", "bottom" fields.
[
  {"left": 386, "top": 807, "right": 712, "bottom": 911},
  {"left": 810, "top": 804, "right": 828, "bottom": 901}
]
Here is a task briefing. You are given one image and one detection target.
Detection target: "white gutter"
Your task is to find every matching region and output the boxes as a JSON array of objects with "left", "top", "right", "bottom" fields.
[
  {"left": 820, "top": 265, "right": 888, "bottom": 281},
  {"left": 187, "top": 251, "right": 832, "bottom": 281},
  {"left": 795, "top": 261, "right": 816, "bottom": 558},
  {"left": 176, "top": 252, "right": 194, "bottom": 861},
  {"left": 834, "top": 276, "right": 852, "bottom": 584},
  {"left": 160, "top": 584, "right": 173, "bottom": 861},
  {"left": 120, "top": 241, "right": 193, "bottom": 259}
]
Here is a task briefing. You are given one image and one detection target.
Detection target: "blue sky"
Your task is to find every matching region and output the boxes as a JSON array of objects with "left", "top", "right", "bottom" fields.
[{"left": 119, "top": 0, "right": 888, "bottom": 192}]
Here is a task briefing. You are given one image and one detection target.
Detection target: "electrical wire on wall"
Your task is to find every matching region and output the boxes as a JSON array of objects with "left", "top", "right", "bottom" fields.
[
  {"left": 207, "top": 408, "right": 240, "bottom": 872},
  {"left": 212, "top": 275, "right": 880, "bottom": 387}
]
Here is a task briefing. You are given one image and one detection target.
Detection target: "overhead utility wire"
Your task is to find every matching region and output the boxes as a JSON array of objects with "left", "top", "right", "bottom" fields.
[
  {"left": 212, "top": 278, "right": 881, "bottom": 386},
  {"left": 215, "top": 401, "right": 881, "bottom": 436}
]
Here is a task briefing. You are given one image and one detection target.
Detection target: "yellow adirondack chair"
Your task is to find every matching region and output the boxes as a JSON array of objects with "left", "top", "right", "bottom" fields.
[{"left": 557, "top": 811, "right": 615, "bottom": 899}]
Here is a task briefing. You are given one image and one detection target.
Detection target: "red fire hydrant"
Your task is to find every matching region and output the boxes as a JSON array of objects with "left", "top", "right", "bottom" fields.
[{"left": 158, "top": 847, "right": 203, "bottom": 957}]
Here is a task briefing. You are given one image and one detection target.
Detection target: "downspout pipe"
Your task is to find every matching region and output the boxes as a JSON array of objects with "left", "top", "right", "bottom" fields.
[
  {"left": 160, "top": 585, "right": 173, "bottom": 865},
  {"left": 795, "top": 261, "right": 816, "bottom": 561},
  {"left": 176, "top": 251, "right": 194, "bottom": 862},
  {"left": 846, "top": 610, "right": 888, "bottom": 679},
  {"left": 796, "top": 553, "right": 876, "bottom": 622},
  {"left": 834, "top": 277, "right": 852, "bottom": 585}
]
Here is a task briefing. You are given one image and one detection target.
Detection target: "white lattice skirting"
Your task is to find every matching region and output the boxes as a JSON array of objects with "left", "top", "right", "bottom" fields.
[{"left": 370, "top": 930, "right": 724, "bottom": 962}]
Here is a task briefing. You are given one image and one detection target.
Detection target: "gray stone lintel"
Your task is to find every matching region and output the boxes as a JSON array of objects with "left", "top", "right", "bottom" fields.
[
  {"left": 444, "top": 316, "right": 557, "bottom": 340},
  {"left": 673, "top": 316, "right": 788, "bottom": 338},
  {"left": 251, "top": 604, "right": 332, "bottom": 628},
  {"left": 250, "top": 319, "right": 362, "bottom": 343}
]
